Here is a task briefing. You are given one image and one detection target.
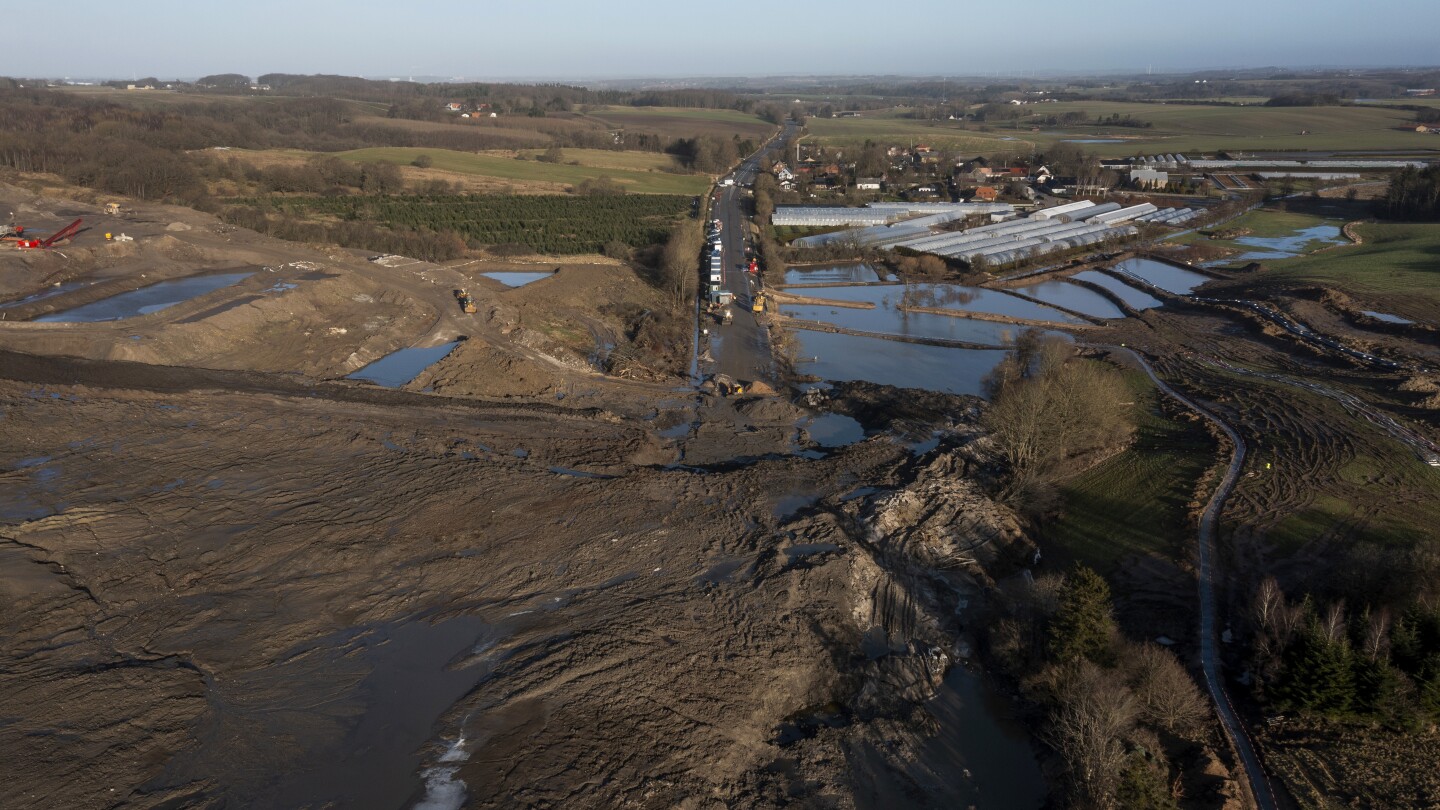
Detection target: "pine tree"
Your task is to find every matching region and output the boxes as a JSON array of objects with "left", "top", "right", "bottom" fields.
[
  {"left": 1048, "top": 566, "right": 1117, "bottom": 666},
  {"left": 1275, "top": 622, "right": 1355, "bottom": 715}
]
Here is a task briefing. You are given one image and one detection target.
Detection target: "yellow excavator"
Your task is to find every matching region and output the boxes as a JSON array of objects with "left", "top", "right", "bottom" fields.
[
  {"left": 453, "top": 289, "right": 477, "bottom": 313},
  {"left": 751, "top": 293, "right": 765, "bottom": 314}
]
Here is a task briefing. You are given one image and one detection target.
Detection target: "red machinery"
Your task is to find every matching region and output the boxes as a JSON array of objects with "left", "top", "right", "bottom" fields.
[{"left": 16, "top": 218, "right": 82, "bottom": 249}]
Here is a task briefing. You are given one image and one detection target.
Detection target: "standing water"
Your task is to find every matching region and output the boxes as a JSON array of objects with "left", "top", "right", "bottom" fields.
[
  {"left": 791, "top": 284, "right": 1086, "bottom": 324},
  {"left": 1071, "top": 271, "right": 1163, "bottom": 310},
  {"left": 792, "top": 331, "right": 1009, "bottom": 397},
  {"left": 1008, "top": 280, "right": 1125, "bottom": 319},
  {"left": 32, "top": 272, "right": 254, "bottom": 322},
  {"left": 1113, "top": 258, "right": 1212, "bottom": 295},
  {"left": 783, "top": 263, "right": 885, "bottom": 285},
  {"left": 482, "top": 271, "right": 552, "bottom": 287},
  {"left": 348, "top": 342, "right": 460, "bottom": 388}
]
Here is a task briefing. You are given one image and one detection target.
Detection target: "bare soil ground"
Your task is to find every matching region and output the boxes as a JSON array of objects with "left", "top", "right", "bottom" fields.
[{"left": 0, "top": 180, "right": 1049, "bottom": 809}]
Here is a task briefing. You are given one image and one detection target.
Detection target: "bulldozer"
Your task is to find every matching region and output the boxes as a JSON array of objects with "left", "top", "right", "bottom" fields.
[{"left": 453, "top": 289, "right": 477, "bottom": 314}]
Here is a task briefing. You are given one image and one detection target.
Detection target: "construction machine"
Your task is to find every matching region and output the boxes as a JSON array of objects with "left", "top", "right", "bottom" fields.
[
  {"left": 751, "top": 293, "right": 765, "bottom": 314},
  {"left": 104, "top": 203, "right": 122, "bottom": 216},
  {"left": 453, "top": 289, "right": 477, "bottom": 313},
  {"left": 16, "top": 218, "right": 83, "bottom": 249}
]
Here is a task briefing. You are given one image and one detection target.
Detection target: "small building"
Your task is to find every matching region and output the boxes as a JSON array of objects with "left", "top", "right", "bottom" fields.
[
  {"left": 444, "top": 102, "right": 464, "bottom": 112},
  {"left": 973, "top": 186, "right": 999, "bottom": 202},
  {"left": 856, "top": 178, "right": 883, "bottom": 190}
]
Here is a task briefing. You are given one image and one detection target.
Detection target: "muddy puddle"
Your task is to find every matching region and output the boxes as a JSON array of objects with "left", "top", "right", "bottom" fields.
[
  {"left": 0, "top": 280, "right": 96, "bottom": 309},
  {"left": 166, "top": 615, "right": 503, "bottom": 809},
  {"left": 1008, "top": 280, "right": 1125, "bottom": 319},
  {"left": 799, "top": 413, "right": 865, "bottom": 447},
  {"left": 1071, "top": 270, "right": 1164, "bottom": 310},
  {"left": 482, "top": 271, "right": 552, "bottom": 287},
  {"left": 783, "top": 263, "right": 885, "bottom": 285},
  {"left": 1113, "top": 258, "right": 1212, "bottom": 295},
  {"left": 792, "top": 331, "right": 1009, "bottom": 397},
  {"left": 791, "top": 284, "right": 1086, "bottom": 324},
  {"left": 1362, "top": 310, "right": 1414, "bottom": 325},
  {"left": 850, "top": 665, "right": 1045, "bottom": 809},
  {"left": 347, "top": 341, "right": 460, "bottom": 388},
  {"left": 1233, "top": 223, "right": 1346, "bottom": 260},
  {"left": 32, "top": 272, "right": 254, "bottom": 322}
]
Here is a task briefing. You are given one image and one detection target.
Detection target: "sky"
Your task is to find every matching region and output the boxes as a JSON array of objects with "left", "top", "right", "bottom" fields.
[{"left": 4, "top": 0, "right": 1438, "bottom": 81}]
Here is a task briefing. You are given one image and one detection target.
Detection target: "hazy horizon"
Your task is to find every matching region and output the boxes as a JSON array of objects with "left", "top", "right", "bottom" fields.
[{"left": 4, "top": 0, "right": 1438, "bottom": 82}]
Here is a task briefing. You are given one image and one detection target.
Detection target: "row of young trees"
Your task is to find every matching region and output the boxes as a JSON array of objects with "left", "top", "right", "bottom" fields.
[{"left": 237, "top": 193, "right": 692, "bottom": 256}]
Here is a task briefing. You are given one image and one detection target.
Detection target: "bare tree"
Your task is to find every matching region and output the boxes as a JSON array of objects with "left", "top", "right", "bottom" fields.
[
  {"left": 1361, "top": 606, "right": 1393, "bottom": 662},
  {"left": 1044, "top": 661, "right": 1138, "bottom": 809},
  {"left": 1125, "top": 643, "right": 1210, "bottom": 738}
]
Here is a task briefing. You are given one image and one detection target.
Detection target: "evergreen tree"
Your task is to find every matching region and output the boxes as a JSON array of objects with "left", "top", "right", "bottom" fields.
[
  {"left": 1274, "top": 622, "right": 1355, "bottom": 715},
  {"left": 1115, "top": 752, "right": 1179, "bottom": 810},
  {"left": 1048, "top": 566, "right": 1117, "bottom": 666}
]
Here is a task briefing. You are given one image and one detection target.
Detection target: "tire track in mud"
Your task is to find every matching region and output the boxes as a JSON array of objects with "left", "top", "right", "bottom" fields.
[{"left": 1108, "top": 347, "right": 1280, "bottom": 810}]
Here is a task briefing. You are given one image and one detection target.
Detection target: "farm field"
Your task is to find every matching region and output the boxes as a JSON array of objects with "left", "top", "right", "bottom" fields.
[
  {"left": 805, "top": 102, "right": 1440, "bottom": 156},
  {"left": 1258, "top": 222, "right": 1440, "bottom": 310},
  {"left": 1042, "top": 370, "right": 1213, "bottom": 576},
  {"left": 1004, "top": 100, "right": 1437, "bottom": 155},
  {"left": 581, "top": 105, "right": 777, "bottom": 141},
  {"left": 1171, "top": 209, "right": 1349, "bottom": 255},
  {"left": 335, "top": 146, "right": 710, "bottom": 195},
  {"left": 252, "top": 192, "right": 693, "bottom": 254},
  {"left": 804, "top": 114, "right": 1028, "bottom": 152}
]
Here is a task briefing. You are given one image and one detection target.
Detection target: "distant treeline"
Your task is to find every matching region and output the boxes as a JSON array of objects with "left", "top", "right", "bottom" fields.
[
  {"left": 0, "top": 84, "right": 744, "bottom": 202},
  {"left": 1379, "top": 165, "right": 1440, "bottom": 221}
]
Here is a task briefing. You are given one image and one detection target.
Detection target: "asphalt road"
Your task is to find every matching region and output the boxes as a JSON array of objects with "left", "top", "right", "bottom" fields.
[{"left": 707, "top": 122, "right": 797, "bottom": 383}]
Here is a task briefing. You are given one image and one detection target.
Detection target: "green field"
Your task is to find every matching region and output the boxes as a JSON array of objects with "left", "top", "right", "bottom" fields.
[
  {"left": 1172, "top": 209, "right": 1349, "bottom": 253},
  {"left": 809, "top": 102, "right": 1440, "bottom": 157},
  {"left": 583, "top": 106, "right": 776, "bottom": 141},
  {"left": 804, "top": 115, "right": 1027, "bottom": 152},
  {"left": 336, "top": 146, "right": 709, "bottom": 195},
  {"left": 1042, "top": 371, "right": 1214, "bottom": 575},
  {"left": 1261, "top": 222, "right": 1440, "bottom": 308},
  {"left": 1008, "top": 101, "right": 1435, "bottom": 156},
  {"left": 512, "top": 147, "right": 681, "bottom": 172}
]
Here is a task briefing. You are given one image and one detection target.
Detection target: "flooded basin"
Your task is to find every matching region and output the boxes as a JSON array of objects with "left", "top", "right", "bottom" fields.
[
  {"left": 783, "top": 263, "right": 884, "bottom": 285},
  {"left": 792, "top": 330, "right": 1009, "bottom": 397},
  {"left": 1113, "top": 258, "right": 1212, "bottom": 295},
  {"left": 1071, "top": 271, "right": 1164, "bottom": 310},
  {"left": 792, "top": 284, "right": 1085, "bottom": 324},
  {"left": 32, "top": 272, "right": 254, "bottom": 322},
  {"left": 782, "top": 303, "right": 1047, "bottom": 346},
  {"left": 1233, "top": 223, "right": 1346, "bottom": 260},
  {"left": 482, "top": 271, "right": 552, "bottom": 287},
  {"left": 347, "top": 341, "right": 460, "bottom": 388},
  {"left": 1008, "top": 280, "right": 1125, "bottom": 319}
]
